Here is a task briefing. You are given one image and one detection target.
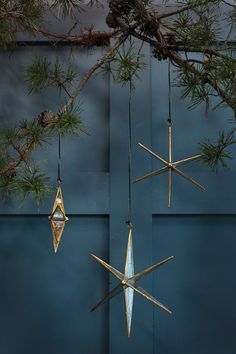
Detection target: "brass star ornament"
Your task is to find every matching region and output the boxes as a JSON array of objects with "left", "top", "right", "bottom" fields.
[
  {"left": 133, "top": 124, "right": 205, "bottom": 207},
  {"left": 91, "top": 228, "right": 173, "bottom": 337},
  {"left": 48, "top": 182, "right": 68, "bottom": 253}
]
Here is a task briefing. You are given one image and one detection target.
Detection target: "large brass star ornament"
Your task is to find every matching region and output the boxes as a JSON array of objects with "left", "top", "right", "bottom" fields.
[
  {"left": 133, "top": 125, "right": 205, "bottom": 207},
  {"left": 91, "top": 228, "right": 174, "bottom": 337},
  {"left": 48, "top": 182, "right": 68, "bottom": 253}
]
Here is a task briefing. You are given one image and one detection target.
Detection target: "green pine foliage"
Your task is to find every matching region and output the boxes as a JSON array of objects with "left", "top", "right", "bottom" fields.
[
  {"left": 0, "top": 0, "right": 44, "bottom": 50},
  {"left": 0, "top": 104, "right": 84, "bottom": 206},
  {"left": 25, "top": 56, "right": 78, "bottom": 95},
  {"left": 16, "top": 166, "right": 52, "bottom": 206},
  {"left": 51, "top": 0, "right": 83, "bottom": 16},
  {"left": 115, "top": 45, "right": 145, "bottom": 84},
  {"left": 0, "top": 165, "right": 52, "bottom": 206},
  {"left": 1, "top": 0, "right": 236, "bottom": 205},
  {"left": 174, "top": 65, "right": 213, "bottom": 111},
  {"left": 207, "top": 56, "right": 236, "bottom": 110},
  {"left": 51, "top": 0, "right": 103, "bottom": 17},
  {"left": 173, "top": 8, "right": 219, "bottom": 47},
  {"left": 0, "top": 52, "right": 84, "bottom": 205},
  {"left": 0, "top": 143, "right": 52, "bottom": 206},
  {"left": 0, "top": 176, "right": 17, "bottom": 201},
  {"left": 102, "top": 43, "right": 145, "bottom": 85},
  {"left": 199, "top": 129, "right": 236, "bottom": 172},
  {"left": 56, "top": 104, "right": 85, "bottom": 136},
  {"left": 18, "top": 120, "right": 47, "bottom": 148}
]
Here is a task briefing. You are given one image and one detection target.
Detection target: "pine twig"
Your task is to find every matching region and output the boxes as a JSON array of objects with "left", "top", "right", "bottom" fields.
[
  {"left": 60, "top": 33, "right": 128, "bottom": 114},
  {"left": 0, "top": 34, "right": 127, "bottom": 178}
]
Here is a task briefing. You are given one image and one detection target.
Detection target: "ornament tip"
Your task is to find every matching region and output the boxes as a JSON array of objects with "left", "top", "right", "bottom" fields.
[
  {"left": 138, "top": 142, "right": 145, "bottom": 149},
  {"left": 53, "top": 241, "right": 59, "bottom": 253}
]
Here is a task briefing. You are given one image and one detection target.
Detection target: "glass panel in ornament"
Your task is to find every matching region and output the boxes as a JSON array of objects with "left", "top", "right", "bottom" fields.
[
  {"left": 51, "top": 206, "right": 65, "bottom": 221},
  {"left": 52, "top": 220, "right": 64, "bottom": 241}
]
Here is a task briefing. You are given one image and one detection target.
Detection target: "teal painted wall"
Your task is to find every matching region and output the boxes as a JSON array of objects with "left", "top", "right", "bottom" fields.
[{"left": 0, "top": 42, "right": 236, "bottom": 354}]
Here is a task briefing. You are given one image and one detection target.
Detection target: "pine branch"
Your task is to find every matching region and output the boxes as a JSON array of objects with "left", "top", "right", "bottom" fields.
[
  {"left": 199, "top": 128, "right": 236, "bottom": 172},
  {"left": 36, "top": 27, "right": 119, "bottom": 48},
  {"left": 158, "top": 2, "right": 201, "bottom": 20},
  {"left": 50, "top": 0, "right": 102, "bottom": 17},
  {"left": 2, "top": 0, "right": 236, "bottom": 205},
  {"left": 51, "top": 0, "right": 83, "bottom": 17},
  {"left": 221, "top": 0, "right": 235, "bottom": 7},
  {"left": 56, "top": 104, "right": 85, "bottom": 136},
  {"left": 170, "top": 51, "right": 236, "bottom": 111},
  {"left": 24, "top": 56, "right": 77, "bottom": 95},
  {"left": 60, "top": 33, "right": 128, "bottom": 114},
  {"left": 15, "top": 165, "right": 52, "bottom": 206},
  {"left": 0, "top": 1, "right": 45, "bottom": 49},
  {"left": 0, "top": 34, "right": 127, "bottom": 182},
  {"left": 104, "top": 41, "right": 145, "bottom": 85}
]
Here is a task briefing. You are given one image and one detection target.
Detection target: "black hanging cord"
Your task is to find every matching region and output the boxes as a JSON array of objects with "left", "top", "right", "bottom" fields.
[
  {"left": 168, "top": 58, "right": 172, "bottom": 126},
  {"left": 126, "top": 36, "right": 133, "bottom": 229},
  {"left": 57, "top": 133, "right": 62, "bottom": 183},
  {"left": 127, "top": 76, "right": 132, "bottom": 228}
]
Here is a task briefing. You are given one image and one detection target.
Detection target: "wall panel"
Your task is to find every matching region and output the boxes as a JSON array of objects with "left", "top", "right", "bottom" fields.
[
  {"left": 0, "top": 215, "right": 109, "bottom": 354},
  {"left": 153, "top": 215, "right": 236, "bottom": 354}
]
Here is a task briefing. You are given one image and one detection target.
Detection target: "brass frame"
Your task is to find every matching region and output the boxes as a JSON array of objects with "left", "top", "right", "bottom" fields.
[
  {"left": 48, "top": 183, "right": 68, "bottom": 253},
  {"left": 91, "top": 228, "right": 174, "bottom": 337},
  {"left": 134, "top": 125, "right": 205, "bottom": 207}
]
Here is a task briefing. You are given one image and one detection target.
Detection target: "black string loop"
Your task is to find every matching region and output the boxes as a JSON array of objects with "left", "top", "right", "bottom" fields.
[
  {"left": 127, "top": 36, "right": 132, "bottom": 228},
  {"left": 57, "top": 133, "right": 62, "bottom": 183},
  {"left": 168, "top": 58, "right": 172, "bottom": 127}
]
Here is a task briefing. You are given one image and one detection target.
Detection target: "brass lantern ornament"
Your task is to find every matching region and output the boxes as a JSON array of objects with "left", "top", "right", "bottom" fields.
[{"left": 48, "top": 182, "right": 68, "bottom": 253}]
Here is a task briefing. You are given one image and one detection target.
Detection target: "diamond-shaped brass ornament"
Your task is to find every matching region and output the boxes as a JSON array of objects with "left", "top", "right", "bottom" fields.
[
  {"left": 91, "top": 228, "right": 174, "bottom": 337},
  {"left": 134, "top": 125, "right": 205, "bottom": 207},
  {"left": 48, "top": 183, "right": 68, "bottom": 253}
]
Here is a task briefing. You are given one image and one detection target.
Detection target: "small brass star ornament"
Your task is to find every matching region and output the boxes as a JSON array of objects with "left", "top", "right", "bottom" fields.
[
  {"left": 133, "top": 125, "right": 205, "bottom": 207},
  {"left": 91, "top": 228, "right": 173, "bottom": 337},
  {"left": 48, "top": 182, "right": 68, "bottom": 253}
]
